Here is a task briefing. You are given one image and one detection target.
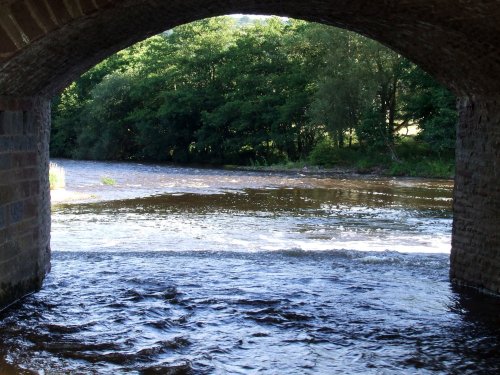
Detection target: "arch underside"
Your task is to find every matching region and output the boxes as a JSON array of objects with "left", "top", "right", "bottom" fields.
[{"left": 0, "top": 0, "right": 499, "bottom": 97}]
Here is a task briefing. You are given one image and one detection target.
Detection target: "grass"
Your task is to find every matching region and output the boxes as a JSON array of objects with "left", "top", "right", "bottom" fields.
[
  {"left": 249, "top": 160, "right": 309, "bottom": 170},
  {"left": 225, "top": 137, "right": 454, "bottom": 179},
  {"left": 388, "top": 158, "right": 455, "bottom": 178},
  {"left": 49, "top": 162, "right": 66, "bottom": 190},
  {"left": 301, "top": 137, "right": 455, "bottom": 179},
  {"left": 100, "top": 176, "right": 117, "bottom": 186}
]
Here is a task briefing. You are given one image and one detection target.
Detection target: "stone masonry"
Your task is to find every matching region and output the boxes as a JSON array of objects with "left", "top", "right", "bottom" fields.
[
  {"left": 0, "top": 97, "right": 51, "bottom": 309},
  {"left": 0, "top": 0, "right": 499, "bottom": 309},
  {"left": 451, "top": 96, "right": 500, "bottom": 294}
]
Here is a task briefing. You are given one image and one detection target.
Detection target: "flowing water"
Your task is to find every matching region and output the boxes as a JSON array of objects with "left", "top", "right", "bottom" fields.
[{"left": 1, "top": 159, "right": 499, "bottom": 374}]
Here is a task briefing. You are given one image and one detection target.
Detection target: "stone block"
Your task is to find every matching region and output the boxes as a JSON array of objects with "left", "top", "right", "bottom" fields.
[
  {"left": 0, "top": 112, "right": 4, "bottom": 135},
  {"left": 0, "top": 182, "right": 30, "bottom": 203},
  {"left": 19, "top": 181, "right": 31, "bottom": 199},
  {"left": 94, "top": 0, "right": 112, "bottom": 8},
  {"left": 0, "top": 111, "right": 23, "bottom": 135},
  {"left": 10, "top": 2, "right": 45, "bottom": 42},
  {"left": 46, "top": 0, "right": 73, "bottom": 24},
  {"left": 1, "top": 239, "right": 20, "bottom": 261},
  {"left": 0, "top": 153, "right": 11, "bottom": 170},
  {"left": 0, "top": 205, "right": 5, "bottom": 229},
  {"left": 0, "top": 27, "right": 17, "bottom": 55},
  {"left": 30, "top": 180, "right": 40, "bottom": 195},
  {"left": 12, "top": 152, "right": 37, "bottom": 168},
  {"left": 0, "top": 135, "right": 35, "bottom": 152},
  {"left": 22, "top": 111, "right": 35, "bottom": 135},
  {"left": 0, "top": 11, "right": 24, "bottom": 50},
  {"left": 79, "top": 0, "right": 97, "bottom": 15},
  {"left": 23, "top": 198, "right": 37, "bottom": 218},
  {"left": 9, "top": 201, "right": 24, "bottom": 224},
  {"left": 25, "top": 0, "right": 58, "bottom": 32},
  {"left": 0, "top": 183, "right": 14, "bottom": 203}
]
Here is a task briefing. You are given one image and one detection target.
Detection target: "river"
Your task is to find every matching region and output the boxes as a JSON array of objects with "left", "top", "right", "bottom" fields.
[{"left": 1, "top": 159, "right": 499, "bottom": 374}]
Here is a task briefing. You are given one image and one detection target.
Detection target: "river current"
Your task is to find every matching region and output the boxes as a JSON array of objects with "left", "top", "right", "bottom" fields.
[{"left": 1, "top": 159, "right": 499, "bottom": 374}]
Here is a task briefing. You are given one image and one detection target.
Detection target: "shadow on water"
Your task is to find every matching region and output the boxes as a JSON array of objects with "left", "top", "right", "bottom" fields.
[
  {"left": 54, "top": 187, "right": 453, "bottom": 214},
  {"left": 451, "top": 285, "right": 500, "bottom": 326},
  {"left": 440, "top": 286, "right": 500, "bottom": 373}
]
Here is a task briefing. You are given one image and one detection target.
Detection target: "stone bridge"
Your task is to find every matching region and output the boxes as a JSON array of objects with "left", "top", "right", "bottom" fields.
[{"left": 0, "top": 0, "right": 499, "bottom": 309}]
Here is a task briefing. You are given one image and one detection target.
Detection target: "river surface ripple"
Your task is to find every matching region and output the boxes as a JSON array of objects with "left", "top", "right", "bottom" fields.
[{"left": 1, "top": 159, "right": 499, "bottom": 374}]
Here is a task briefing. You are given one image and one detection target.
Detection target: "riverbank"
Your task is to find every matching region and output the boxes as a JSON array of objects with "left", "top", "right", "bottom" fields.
[
  {"left": 225, "top": 164, "right": 363, "bottom": 179},
  {"left": 226, "top": 160, "right": 454, "bottom": 180}
]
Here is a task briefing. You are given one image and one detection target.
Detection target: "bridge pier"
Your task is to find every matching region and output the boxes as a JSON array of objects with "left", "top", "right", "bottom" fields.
[
  {"left": 0, "top": 97, "right": 51, "bottom": 309},
  {"left": 451, "top": 96, "right": 500, "bottom": 294}
]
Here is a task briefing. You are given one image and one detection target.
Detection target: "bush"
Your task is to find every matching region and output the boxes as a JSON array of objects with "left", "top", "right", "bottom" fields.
[
  {"left": 308, "top": 140, "right": 335, "bottom": 166},
  {"left": 388, "top": 159, "right": 454, "bottom": 178},
  {"left": 309, "top": 139, "right": 360, "bottom": 167},
  {"left": 424, "top": 159, "right": 455, "bottom": 178}
]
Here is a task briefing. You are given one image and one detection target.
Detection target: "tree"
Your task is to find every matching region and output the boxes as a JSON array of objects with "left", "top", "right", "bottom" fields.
[
  {"left": 308, "top": 26, "right": 372, "bottom": 148},
  {"left": 51, "top": 16, "right": 457, "bottom": 170},
  {"left": 75, "top": 73, "right": 140, "bottom": 160},
  {"left": 400, "top": 63, "right": 457, "bottom": 156}
]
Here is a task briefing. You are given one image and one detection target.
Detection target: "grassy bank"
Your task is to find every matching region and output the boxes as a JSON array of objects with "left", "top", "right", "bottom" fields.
[{"left": 234, "top": 139, "right": 455, "bottom": 179}]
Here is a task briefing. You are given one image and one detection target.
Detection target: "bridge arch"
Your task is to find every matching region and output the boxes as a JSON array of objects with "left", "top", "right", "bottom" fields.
[{"left": 0, "top": 0, "right": 499, "bottom": 308}]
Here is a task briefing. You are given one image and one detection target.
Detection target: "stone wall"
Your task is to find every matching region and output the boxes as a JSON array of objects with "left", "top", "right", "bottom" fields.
[
  {"left": 1, "top": 0, "right": 500, "bottom": 97},
  {"left": 0, "top": 0, "right": 115, "bottom": 61},
  {"left": 0, "top": 97, "right": 51, "bottom": 309},
  {"left": 451, "top": 96, "right": 500, "bottom": 294}
]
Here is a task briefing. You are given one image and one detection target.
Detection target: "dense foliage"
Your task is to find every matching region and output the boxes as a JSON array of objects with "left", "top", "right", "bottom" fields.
[{"left": 51, "top": 17, "right": 457, "bottom": 175}]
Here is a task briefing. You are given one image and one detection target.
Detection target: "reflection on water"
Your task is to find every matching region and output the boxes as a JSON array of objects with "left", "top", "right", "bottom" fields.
[{"left": 1, "top": 159, "right": 499, "bottom": 374}]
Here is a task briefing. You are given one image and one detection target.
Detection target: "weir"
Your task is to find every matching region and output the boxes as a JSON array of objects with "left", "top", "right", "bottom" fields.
[{"left": 0, "top": 0, "right": 499, "bottom": 308}]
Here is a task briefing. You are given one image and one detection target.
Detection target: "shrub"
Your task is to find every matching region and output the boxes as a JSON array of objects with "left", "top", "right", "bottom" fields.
[
  {"left": 308, "top": 139, "right": 340, "bottom": 167},
  {"left": 388, "top": 158, "right": 454, "bottom": 178}
]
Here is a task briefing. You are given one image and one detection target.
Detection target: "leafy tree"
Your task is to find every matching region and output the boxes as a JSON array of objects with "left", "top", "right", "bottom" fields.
[
  {"left": 50, "top": 16, "right": 457, "bottom": 174},
  {"left": 400, "top": 64, "right": 457, "bottom": 156},
  {"left": 308, "top": 26, "right": 372, "bottom": 148},
  {"left": 75, "top": 73, "right": 140, "bottom": 160}
]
